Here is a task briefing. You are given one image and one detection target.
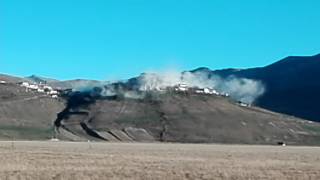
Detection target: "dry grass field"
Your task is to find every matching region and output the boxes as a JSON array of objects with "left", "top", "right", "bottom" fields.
[{"left": 0, "top": 141, "right": 319, "bottom": 180}]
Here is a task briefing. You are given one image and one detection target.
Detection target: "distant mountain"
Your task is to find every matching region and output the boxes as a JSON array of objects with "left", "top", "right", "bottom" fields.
[
  {"left": 48, "top": 79, "right": 103, "bottom": 90},
  {"left": 0, "top": 74, "right": 27, "bottom": 83},
  {"left": 26, "top": 75, "right": 60, "bottom": 84},
  {"left": 25, "top": 75, "right": 102, "bottom": 90},
  {"left": 193, "top": 54, "right": 320, "bottom": 122}
]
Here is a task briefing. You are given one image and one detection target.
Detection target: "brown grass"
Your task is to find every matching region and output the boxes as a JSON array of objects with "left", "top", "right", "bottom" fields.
[{"left": 0, "top": 141, "right": 319, "bottom": 180}]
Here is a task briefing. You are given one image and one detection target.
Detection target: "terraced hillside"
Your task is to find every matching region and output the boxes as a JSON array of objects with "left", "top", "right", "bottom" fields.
[{"left": 55, "top": 90, "right": 320, "bottom": 145}]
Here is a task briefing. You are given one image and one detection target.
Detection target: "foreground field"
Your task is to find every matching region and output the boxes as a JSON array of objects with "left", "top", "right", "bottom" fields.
[{"left": 0, "top": 141, "right": 319, "bottom": 180}]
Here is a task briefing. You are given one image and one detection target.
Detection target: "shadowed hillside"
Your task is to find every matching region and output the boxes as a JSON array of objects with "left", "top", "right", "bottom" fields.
[
  {"left": 193, "top": 54, "right": 320, "bottom": 122},
  {"left": 54, "top": 90, "right": 320, "bottom": 145}
]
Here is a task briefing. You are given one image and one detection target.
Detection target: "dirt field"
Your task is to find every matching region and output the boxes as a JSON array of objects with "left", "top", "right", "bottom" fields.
[{"left": 0, "top": 141, "right": 319, "bottom": 180}]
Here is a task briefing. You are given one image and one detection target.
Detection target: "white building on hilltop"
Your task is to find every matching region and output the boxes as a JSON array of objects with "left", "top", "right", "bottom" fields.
[
  {"left": 203, "top": 88, "right": 219, "bottom": 95},
  {"left": 48, "top": 90, "right": 58, "bottom": 95},
  {"left": 194, "top": 87, "right": 220, "bottom": 95},
  {"left": 174, "top": 83, "right": 188, "bottom": 92},
  {"left": 21, "top": 82, "right": 30, "bottom": 87},
  {"left": 28, "top": 84, "right": 39, "bottom": 90},
  {"left": 19, "top": 81, "right": 59, "bottom": 99}
]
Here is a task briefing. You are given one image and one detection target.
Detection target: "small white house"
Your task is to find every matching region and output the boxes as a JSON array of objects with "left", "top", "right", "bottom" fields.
[
  {"left": 220, "top": 92, "right": 229, "bottom": 97},
  {"left": 48, "top": 90, "right": 58, "bottom": 95},
  {"left": 175, "top": 84, "right": 188, "bottom": 92},
  {"left": 178, "top": 83, "right": 188, "bottom": 88},
  {"left": 0, "top": 80, "right": 6, "bottom": 84},
  {"left": 37, "top": 89, "right": 45, "bottom": 93},
  {"left": 21, "top": 82, "right": 30, "bottom": 87},
  {"left": 51, "top": 95, "right": 58, "bottom": 98},
  {"left": 195, "top": 89, "right": 204, "bottom": 94},
  {"left": 203, "top": 88, "right": 211, "bottom": 94},
  {"left": 211, "top": 89, "right": 219, "bottom": 95},
  {"left": 28, "top": 84, "right": 39, "bottom": 90},
  {"left": 195, "top": 87, "right": 220, "bottom": 95}
]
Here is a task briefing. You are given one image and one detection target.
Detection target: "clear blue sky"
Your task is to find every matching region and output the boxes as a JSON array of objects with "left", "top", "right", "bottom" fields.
[{"left": 1, "top": 0, "right": 320, "bottom": 80}]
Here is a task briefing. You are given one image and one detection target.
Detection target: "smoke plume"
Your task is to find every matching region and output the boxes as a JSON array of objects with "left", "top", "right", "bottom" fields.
[
  {"left": 69, "top": 69, "right": 265, "bottom": 104},
  {"left": 138, "top": 70, "right": 265, "bottom": 104}
]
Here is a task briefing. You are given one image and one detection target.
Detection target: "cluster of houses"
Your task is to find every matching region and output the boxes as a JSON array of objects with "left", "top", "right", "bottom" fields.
[
  {"left": 19, "top": 82, "right": 59, "bottom": 98},
  {"left": 173, "top": 83, "right": 229, "bottom": 97},
  {"left": 174, "top": 83, "right": 251, "bottom": 107},
  {"left": 140, "top": 83, "right": 230, "bottom": 97}
]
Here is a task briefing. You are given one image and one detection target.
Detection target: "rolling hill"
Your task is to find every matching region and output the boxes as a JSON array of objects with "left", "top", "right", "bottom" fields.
[
  {"left": 53, "top": 89, "right": 320, "bottom": 145},
  {"left": 1, "top": 54, "right": 320, "bottom": 144}
]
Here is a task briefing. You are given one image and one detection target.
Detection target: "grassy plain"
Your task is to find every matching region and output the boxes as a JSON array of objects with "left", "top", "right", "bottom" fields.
[{"left": 0, "top": 141, "right": 319, "bottom": 180}]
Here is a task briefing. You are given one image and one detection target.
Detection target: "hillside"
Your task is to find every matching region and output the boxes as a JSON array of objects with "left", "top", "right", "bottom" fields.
[
  {"left": 0, "top": 76, "right": 320, "bottom": 144},
  {"left": 1, "top": 54, "right": 320, "bottom": 143},
  {"left": 54, "top": 90, "right": 320, "bottom": 145},
  {"left": 4, "top": 54, "right": 320, "bottom": 123},
  {"left": 0, "top": 82, "right": 64, "bottom": 140},
  {"left": 0, "top": 74, "right": 27, "bottom": 83}
]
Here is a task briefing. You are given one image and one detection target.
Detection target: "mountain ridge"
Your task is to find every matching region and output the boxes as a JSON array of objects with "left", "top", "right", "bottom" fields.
[
  {"left": 1, "top": 53, "right": 320, "bottom": 122},
  {"left": 202, "top": 53, "right": 320, "bottom": 122}
]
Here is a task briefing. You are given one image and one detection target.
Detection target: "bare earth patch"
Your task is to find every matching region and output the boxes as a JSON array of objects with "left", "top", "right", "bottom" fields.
[{"left": 0, "top": 141, "right": 319, "bottom": 180}]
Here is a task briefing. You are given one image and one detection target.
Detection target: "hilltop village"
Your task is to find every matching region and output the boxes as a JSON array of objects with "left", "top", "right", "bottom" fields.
[
  {"left": 18, "top": 82, "right": 60, "bottom": 98},
  {"left": 0, "top": 78, "right": 250, "bottom": 107},
  {"left": 173, "top": 83, "right": 225, "bottom": 96},
  {"left": 170, "top": 84, "right": 249, "bottom": 107},
  {"left": 144, "top": 83, "right": 231, "bottom": 97},
  {"left": 138, "top": 82, "right": 254, "bottom": 106}
]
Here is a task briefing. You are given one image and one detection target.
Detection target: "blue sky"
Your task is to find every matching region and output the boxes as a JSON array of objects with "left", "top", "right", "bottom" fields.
[{"left": 1, "top": 0, "right": 320, "bottom": 80}]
